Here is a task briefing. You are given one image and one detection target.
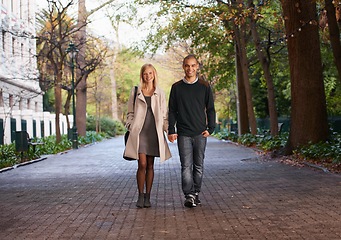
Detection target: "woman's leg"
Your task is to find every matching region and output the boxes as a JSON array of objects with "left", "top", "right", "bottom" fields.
[
  {"left": 145, "top": 156, "right": 155, "bottom": 194},
  {"left": 136, "top": 153, "right": 147, "bottom": 208},
  {"left": 144, "top": 156, "right": 155, "bottom": 208},
  {"left": 137, "top": 153, "right": 147, "bottom": 192}
]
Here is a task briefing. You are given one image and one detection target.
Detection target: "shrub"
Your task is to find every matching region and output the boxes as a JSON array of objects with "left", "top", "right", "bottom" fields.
[
  {"left": 213, "top": 128, "right": 238, "bottom": 142},
  {"left": 115, "top": 121, "right": 126, "bottom": 135},
  {"left": 214, "top": 127, "right": 341, "bottom": 168},
  {"left": 78, "top": 131, "right": 107, "bottom": 145},
  {"left": 86, "top": 115, "right": 125, "bottom": 137},
  {"left": 0, "top": 131, "right": 108, "bottom": 170},
  {"left": 296, "top": 134, "right": 341, "bottom": 164},
  {"left": 0, "top": 144, "right": 17, "bottom": 169},
  {"left": 257, "top": 133, "right": 289, "bottom": 151},
  {"left": 238, "top": 133, "right": 259, "bottom": 147}
]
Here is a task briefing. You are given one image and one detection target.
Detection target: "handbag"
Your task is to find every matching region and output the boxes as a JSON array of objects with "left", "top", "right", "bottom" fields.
[
  {"left": 124, "top": 131, "right": 130, "bottom": 145},
  {"left": 123, "top": 86, "right": 137, "bottom": 160}
]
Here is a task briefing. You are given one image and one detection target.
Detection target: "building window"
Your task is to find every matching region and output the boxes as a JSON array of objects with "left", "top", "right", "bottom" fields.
[
  {"left": 20, "top": 0, "right": 23, "bottom": 19},
  {"left": 0, "top": 91, "right": 3, "bottom": 107},
  {"left": 10, "top": 0, "right": 14, "bottom": 13},
  {"left": 1, "top": 30, "right": 6, "bottom": 52},
  {"left": 12, "top": 37, "right": 15, "bottom": 57},
  {"left": 28, "top": 47, "right": 31, "bottom": 64},
  {"left": 2, "top": 30, "right": 5, "bottom": 52},
  {"left": 19, "top": 98, "right": 23, "bottom": 110},
  {"left": 9, "top": 95, "right": 13, "bottom": 108},
  {"left": 27, "top": 99, "right": 30, "bottom": 109},
  {"left": 35, "top": 102, "right": 38, "bottom": 112},
  {"left": 21, "top": 43, "right": 24, "bottom": 60},
  {"left": 27, "top": 0, "right": 30, "bottom": 23}
]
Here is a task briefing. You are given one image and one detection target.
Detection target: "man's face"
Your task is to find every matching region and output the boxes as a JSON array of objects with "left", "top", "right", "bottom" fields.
[{"left": 183, "top": 58, "right": 199, "bottom": 78}]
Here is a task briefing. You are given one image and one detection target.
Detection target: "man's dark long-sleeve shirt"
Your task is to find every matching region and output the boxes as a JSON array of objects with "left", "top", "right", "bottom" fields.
[{"left": 168, "top": 77, "right": 216, "bottom": 137}]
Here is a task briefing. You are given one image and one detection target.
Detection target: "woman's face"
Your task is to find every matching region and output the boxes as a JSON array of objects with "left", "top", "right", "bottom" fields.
[{"left": 142, "top": 67, "right": 155, "bottom": 83}]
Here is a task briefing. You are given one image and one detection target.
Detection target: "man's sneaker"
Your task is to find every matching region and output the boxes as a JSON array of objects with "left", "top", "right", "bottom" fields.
[
  {"left": 184, "top": 196, "right": 197, "bottom": 208},
  {"left": 195, "top": 194, "right": 201, "bottom": 205}
]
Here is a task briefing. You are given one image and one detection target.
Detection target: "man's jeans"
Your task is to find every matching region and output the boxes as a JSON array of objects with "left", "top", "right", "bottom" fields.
[{"left": 177, "top": 134, "right": 207, "bottom": 197}]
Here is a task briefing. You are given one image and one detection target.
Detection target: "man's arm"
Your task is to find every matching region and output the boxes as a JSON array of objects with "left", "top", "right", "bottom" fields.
[
  {"left": 168, "top": 85, "right": 177, "bottom": 135},
  {"left": 206, "top": 85, "right": 216, "bottom": 134}
]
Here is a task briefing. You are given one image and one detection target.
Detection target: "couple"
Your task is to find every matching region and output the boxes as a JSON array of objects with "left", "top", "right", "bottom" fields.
[{"left": 123, "top": 55, "right": 216, "bottom": 208}]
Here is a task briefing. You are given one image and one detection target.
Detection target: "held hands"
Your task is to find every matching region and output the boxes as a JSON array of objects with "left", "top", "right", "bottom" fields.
[
  {"left": 202, "top": 130, "right": 210, "bottom": 137},
  {"left": 168, "top": 131, "right": 209, "bottom": 142},
  {"left": 168, "top": 134, "right": 178, "bottom": 143}
]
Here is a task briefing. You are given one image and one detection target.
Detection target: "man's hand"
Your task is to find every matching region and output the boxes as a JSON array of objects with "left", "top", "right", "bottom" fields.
[
  {"left": 202, "top": 130, "right": 210, "bottom": 137},
  {"left": 168, "top": 134, "right": 178, "bottom": 143}
]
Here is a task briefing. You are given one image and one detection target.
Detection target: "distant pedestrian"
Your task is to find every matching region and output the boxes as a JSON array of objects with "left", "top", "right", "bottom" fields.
[
  {"left": 124, "top": 63, "right": 171, "bottom": 208},
  {"left": 168, "top": 55, "right": 216, "bottom": 208}
]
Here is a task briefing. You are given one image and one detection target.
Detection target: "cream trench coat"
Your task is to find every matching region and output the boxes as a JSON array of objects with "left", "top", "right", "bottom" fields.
[{"left": 123, "top": 86, "right": 171, "bottom": 162}]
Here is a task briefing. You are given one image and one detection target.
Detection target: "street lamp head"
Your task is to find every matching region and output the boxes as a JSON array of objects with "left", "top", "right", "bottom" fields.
[{"left": 66, "top": 41, "right": 79, "bottom": 59}]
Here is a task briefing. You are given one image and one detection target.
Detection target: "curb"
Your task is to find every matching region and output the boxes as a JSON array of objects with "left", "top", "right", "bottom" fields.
[
  {"left": 0, "top": 142, "right": 98, "bottom": 174},
  {"left": 303, "top": 161, "right": 330, "bottom": 173},
  {"left": 0, "top": 156, "right": 48, "bottom": 173}
]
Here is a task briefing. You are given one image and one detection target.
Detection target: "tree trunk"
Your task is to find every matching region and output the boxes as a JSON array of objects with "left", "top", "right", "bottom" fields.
[
  {"left": 249, "top": 1, "right": 279, "bottom": 136},
  {"left": 235, "top": 48, "right": 250, "bottom": 135},
  {"left": 96, "top": 98, "right": 99, "bottom": 133},
  {"left": 110, "top": 19, "right": 120, "bottom": 121},
  {"left": 76, "top": 0, "right": 87, "bottom": 136},
  {"left": 110, "top": 56, "right": 118, "bottom": 120},
  {"left": 63, "top": 90, "right": 71, "bottom": 129},
  {"left": 75, "top": 0, "right": 116, "bottom": 136},
  {"left": 281, "top": 0, "right": 329, "bottom": 153},
  {"left": 233, "top": 23, "right": 258, "bottom": 135},
  {"left": 325, "top": 0, "right": 341, "bottom": 84},
  {"left": 54, "top": 72, "right": 62, "bottom": 143}
]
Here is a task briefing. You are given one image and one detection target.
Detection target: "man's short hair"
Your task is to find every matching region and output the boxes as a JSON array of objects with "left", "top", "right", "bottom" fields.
[{"left": 183, "top": 54, "right": 199, "bottom": 65}]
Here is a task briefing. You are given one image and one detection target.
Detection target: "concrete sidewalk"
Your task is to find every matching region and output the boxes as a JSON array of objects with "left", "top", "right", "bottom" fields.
[{"left": 0, "top": 137, "right": 340, "bottom": 240}]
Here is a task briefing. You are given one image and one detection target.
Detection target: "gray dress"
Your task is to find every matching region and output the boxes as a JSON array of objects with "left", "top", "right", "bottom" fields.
[{"left": 139, "top": 96, "right": 160, "bottom": 157}]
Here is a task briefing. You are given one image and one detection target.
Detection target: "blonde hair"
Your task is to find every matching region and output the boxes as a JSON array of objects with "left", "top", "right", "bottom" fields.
[{"left": 140, "top": 63, "right": 158, "bottom": 89}]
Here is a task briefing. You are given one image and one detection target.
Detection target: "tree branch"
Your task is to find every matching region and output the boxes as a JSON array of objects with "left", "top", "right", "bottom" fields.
[{"left": 87, "top": 0, "right": 117, "bottom": 18}]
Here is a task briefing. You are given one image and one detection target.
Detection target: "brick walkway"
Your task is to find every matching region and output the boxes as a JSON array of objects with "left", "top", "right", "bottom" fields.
[{"left": 0, "top": 137, "right": 340, "bottom": 240}]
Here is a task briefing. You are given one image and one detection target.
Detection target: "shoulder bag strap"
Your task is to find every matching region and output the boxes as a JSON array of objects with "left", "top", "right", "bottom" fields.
[{"left": 133, "top": 86, "right": 137, "bottom": 107}]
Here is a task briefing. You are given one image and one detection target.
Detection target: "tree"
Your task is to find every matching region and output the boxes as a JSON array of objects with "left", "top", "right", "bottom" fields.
[
  {"left": 36, "top": 1, "right": 76, "bottom": 143},
  {"left": 324, "top": 0, "right": 341, "bottom": 84},
  {"left": 87, "top": 68, "right": 111, "bottom": 132},
  {"left": 64, "top": 36, "right": 109, "bottom": 129},
  {"left": 248, "top": 0, "right": 279, "bottom": 136},
  {"left": 75, "top": 0, "right": 117, "bottom": 136},
  {"left": 37, "top": 0, "right": 109, "bottom": 142},
  {"left": 139, "top": 1, "right": 245, "bottom": 127},
  {"left": 281, "top": 0, "right": 329, "bottom": 152},
  {"left": 235, "top": 47, "right": 250, "bottom": 134},
  {"left": 137, "top": 0, "right": 286, "bottom": 135},
  {"left": 108, "top": 15, "right": 122, "bottom": 121},
  {"left": 232, "top": 0, "right": 258, "bottom": 135}
]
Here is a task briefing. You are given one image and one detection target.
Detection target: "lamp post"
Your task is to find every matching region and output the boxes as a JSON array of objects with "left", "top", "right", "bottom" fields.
[{"left": 66, "top": 42, "right": 79, "bottom": 149}]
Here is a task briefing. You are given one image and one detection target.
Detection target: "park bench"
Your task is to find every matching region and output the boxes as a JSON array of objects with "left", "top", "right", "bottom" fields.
[
  {"left": 15, "top": 131, "right": 44, "bottom": 153},
  {"left": 28, "top": 138, "right": 44, "bottom": 153}
]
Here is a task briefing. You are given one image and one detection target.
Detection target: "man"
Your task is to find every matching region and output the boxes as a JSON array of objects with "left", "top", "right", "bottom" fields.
[{"left": 168, "top": 54, "right": 216, "bottom": 208}]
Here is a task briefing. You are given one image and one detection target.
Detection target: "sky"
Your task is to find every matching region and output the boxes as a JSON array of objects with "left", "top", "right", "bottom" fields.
[{"left": 35, "top": 0, "right": 150, "bottom": 47}]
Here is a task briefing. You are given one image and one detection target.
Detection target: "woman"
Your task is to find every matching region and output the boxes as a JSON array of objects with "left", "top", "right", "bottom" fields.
[{"left": 124, "top": 63, "right": 171, "bottom": 208}]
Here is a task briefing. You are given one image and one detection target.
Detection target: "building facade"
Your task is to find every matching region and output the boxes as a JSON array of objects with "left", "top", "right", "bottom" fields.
[{"left": 0, "top": 0, "right": 70, "bottom": 144}]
